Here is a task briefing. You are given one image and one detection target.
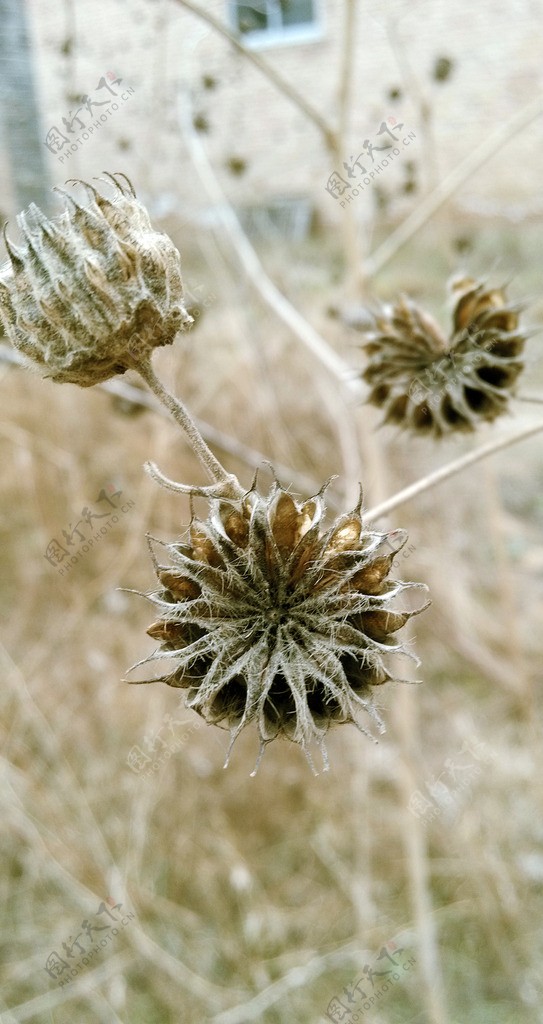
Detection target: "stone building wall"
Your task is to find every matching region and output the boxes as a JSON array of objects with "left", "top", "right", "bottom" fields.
[{"left": 1, "top": 0, "right": 541, "bottom": 225}]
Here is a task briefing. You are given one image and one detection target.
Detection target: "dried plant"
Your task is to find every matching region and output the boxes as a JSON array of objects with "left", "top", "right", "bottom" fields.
[
  {"left": 2, "top": 174, "right": 541, "bottom": 784},
  {"left": 3, "top": 9, "right": 543, "bottom": 1022},
  {"left": 360, "top": 277, "right": 528, "bottom": 436},
  {"left": 130, "top": 479, "right": 428, "bottom": 773},
  {"left": 0, "top": 172, "right": 192, "bottom": 386},
  {"left": 0, "top": 175, "right": 428, "bottom": 773}
]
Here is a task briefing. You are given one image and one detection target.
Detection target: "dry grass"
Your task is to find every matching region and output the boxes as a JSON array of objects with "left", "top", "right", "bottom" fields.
[{"left": 1, "top": 217, "right": 543, "bottom": 1024}]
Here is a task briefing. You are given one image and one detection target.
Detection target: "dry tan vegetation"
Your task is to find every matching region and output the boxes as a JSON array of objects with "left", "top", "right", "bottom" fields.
[
  {"left": 1, "top": 0, "right": 543, "bottom": 1016},
  {"left": 1, "top": 210, "right": 543, "bottom": 1024}
]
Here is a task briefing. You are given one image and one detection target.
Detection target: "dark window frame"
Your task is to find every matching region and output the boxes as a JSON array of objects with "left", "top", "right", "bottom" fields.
[{"left": 229, "top": 0, "right": 322, "bottom": 48}]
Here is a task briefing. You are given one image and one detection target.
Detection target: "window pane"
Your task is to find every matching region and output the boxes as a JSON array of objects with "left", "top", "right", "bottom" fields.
[
  {"left": 235, "top": 2, "right": 268, "bottom": 34},
  {"left": 280, "top": 0, "right": 314, "bottom": 27}
]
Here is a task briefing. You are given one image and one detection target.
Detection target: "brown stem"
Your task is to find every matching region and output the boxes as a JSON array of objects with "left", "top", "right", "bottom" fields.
[
  {"left": 136, "top": 357, "right": 243, "bottom": 499},
  {"left": 365, "top": 418, "right": 543, "bottom": 523}
]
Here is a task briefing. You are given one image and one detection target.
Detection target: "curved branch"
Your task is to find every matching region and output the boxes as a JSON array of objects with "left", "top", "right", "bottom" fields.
[
  {"left": 365, "top": 418, "right": 543, "bottom": 523},
  {"left": 136, "top": 357, "right": 244, "bottom": 498},
  {"left": 364, "top": 95, "right": 543, "bottom": 277},
  {"left": 0, "top": 343, "right": 327, "bottom": 498},
  {"left": 178, "top": 93, "right": 359, "bottom": 388},
  {"left": 172, "top": 0, "right": 337, "bottom": 149},
  {"left": 179, "top": 92, "right": 365, "bottom": 504}
]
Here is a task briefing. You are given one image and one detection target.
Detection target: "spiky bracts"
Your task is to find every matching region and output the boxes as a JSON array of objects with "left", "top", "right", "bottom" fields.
[
  {"left": 361, "top": 278, "right": 527, "bottom": 437},
  {"left": 130, "top": 479, "right": 428, "bottom": 773},
  {"left": 0, "top": 173, "right": 192, "bottom": 386}
]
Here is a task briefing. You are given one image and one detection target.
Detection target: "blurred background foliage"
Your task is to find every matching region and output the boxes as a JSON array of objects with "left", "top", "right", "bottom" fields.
[{"left": 1, "top": 1, "right": 543, "bottom": 1022}]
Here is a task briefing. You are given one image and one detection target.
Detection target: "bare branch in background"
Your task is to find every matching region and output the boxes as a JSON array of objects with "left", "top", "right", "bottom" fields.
[
  {"left": 393, "top": 682, "right": 449, "bottom": 1024},
  {"left": 211, "top": 943, "right": 362, "bottom": 1024},
  {"left": 385, "top": 17, "right": 439, "bottom": 191},
  {"left": 365, "top": 417, "right": 543, "bottom": 523},
  {"left": 0, "top": 343, "right": 322, "bottom": 496},
  {"left": 363, "top": 94, "right": 543, "bottom": 277},
  {"left": 172, "top": 0, "right": 337, "bottom": 149},
  {"left": 334, "top": 0, "right": 364, "bottom": 292},
  {"left": 178, "top": 91, "right": 365, "bottom": 503}
]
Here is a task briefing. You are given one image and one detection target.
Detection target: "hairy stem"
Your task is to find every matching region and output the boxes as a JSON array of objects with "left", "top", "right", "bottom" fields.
[
  {"left": 136, "top": 357, "right": 243, "bottom": 498},
  {"left": 365, "top": 418, "right": 543, "bottom": 523}
]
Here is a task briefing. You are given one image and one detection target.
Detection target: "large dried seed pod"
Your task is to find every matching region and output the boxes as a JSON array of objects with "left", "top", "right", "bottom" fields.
[
  {"left": 129, "top": 478, "right": 428, "bottom": 773},
  {"left": 0, "top": 173, "right": 192, "bottom": 386},
  {"left": 360, "top": 278, "right": 527, "bottom": 437}
]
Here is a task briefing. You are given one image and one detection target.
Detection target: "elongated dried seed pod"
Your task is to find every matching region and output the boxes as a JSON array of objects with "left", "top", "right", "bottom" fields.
[
  {"left": 0, "top": 172, "right": 192, "bottom": 386},
  {"left": 360, "top": 278, "right": 527, "bottom": 437}
]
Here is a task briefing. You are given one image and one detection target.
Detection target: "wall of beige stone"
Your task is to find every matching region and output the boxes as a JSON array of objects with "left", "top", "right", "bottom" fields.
[{"left": 2, "top": 0, "right": 542, "bottom": 226}]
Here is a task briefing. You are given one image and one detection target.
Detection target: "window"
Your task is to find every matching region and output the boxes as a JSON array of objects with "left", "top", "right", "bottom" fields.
[{"left": 230, "top": 1, "right": 321, "bottom": 47}]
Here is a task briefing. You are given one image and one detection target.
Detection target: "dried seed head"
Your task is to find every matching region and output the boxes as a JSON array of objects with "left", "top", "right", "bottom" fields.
[
  {"left": 0, "top": 173, "right": 192, "bottom": 386},
  {"left": 129, "top": 477, "right": 428, "bottom": 773},
  {"left": 360, "top": 278, "right": 528, "bottom": 437}
]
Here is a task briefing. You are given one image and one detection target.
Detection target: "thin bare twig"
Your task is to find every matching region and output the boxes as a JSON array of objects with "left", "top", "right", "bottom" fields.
[
  {"left": 136, "top": 357, "right": 243, "bottom": 497},
  {"left": 178, "top": 96, "right": 356, "bottom": 389},
  {"left": 364, "top": 95, "right": 543, "bottom": 277},
  {"left": 482, "top": 460, "right": 533, "bottom": 713},
  {"left": 0, "top": 345, "right": 321, "bottom": 493},
  {"left": 516, "top": 393, "right": 543, "bottom": 404},
  {"left": 211, "top": 943, "right": 361, "bottom": 1024},
  {"left": 365, "top": 419, "right": 543, "bottom": 523},
  {"left": 172, "top": 0, "right": 336, "bottom": 148},
  {"left": 385, "top": 18, "right": 438, "bottom": 190},
  {"left": 4, "top": 952, "right": 135, "bottom": 1022},
  {"left": 393, "top": 680, "right": 448, "bottom": 1024},
  {"left": 178, "top": 91, "right": 365, "bottom": 504},
  {"left": 334, "top": 0, "right": 364, "bottom": 291}
]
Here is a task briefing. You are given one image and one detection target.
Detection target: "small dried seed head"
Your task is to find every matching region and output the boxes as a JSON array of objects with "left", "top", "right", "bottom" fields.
[
  {"left": 0, "top": 173, "right": 192, "bottom": 386},
  {"left": 360, "top": 278, "right": 528, "bottom": 437},
  {"left": 129, "top": 477, "right": 428, "bottom": 773}
]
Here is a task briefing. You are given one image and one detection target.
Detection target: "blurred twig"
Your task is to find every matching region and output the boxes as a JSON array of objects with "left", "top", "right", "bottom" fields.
[
  {"left": 125, "top": 926, "right": 237, "bottom": 1009},
  {"left": 3, "top": 952, "right": 135, "bottom": 1022},
  {"left": 0, "top": 343, "right": 322, "bottom": 497},
  {"left": 176, "top": 103, "right": 357, "bottom": 390},
  {"left": 105, "top": 378, "right": 321, "bottom": 494},
  {"left": 172, "top": 0, "right": 336, "bottom": 148},
  {"left": 393, "top": 680, "right": 448, "bottom": 1024},
  {"left": 334, "top": 0, "right": 364, "bottom": 292},
  {"left": 364, "top": 95, "right": 543, "bottom": 277},
  {"left": 1, "top": 646, "right": 118, "bottom": 878},
  {"left": 210, "top": 942, "right": 362, "bottom": 1024},
  {"left": 482, "top": 460, "right": 533, "bottom": 713},
  {"left": 365, "top": 418, "right": 543, "bottom": 523},
  {"left": 449, "top": 627, "right": 528, "bottom": 697},
  {"left": 385, "top": 18, "right": 438, "bottom": 190},
  {"left": 178, "top": 91, "right": 365, "bottom": 504}
]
